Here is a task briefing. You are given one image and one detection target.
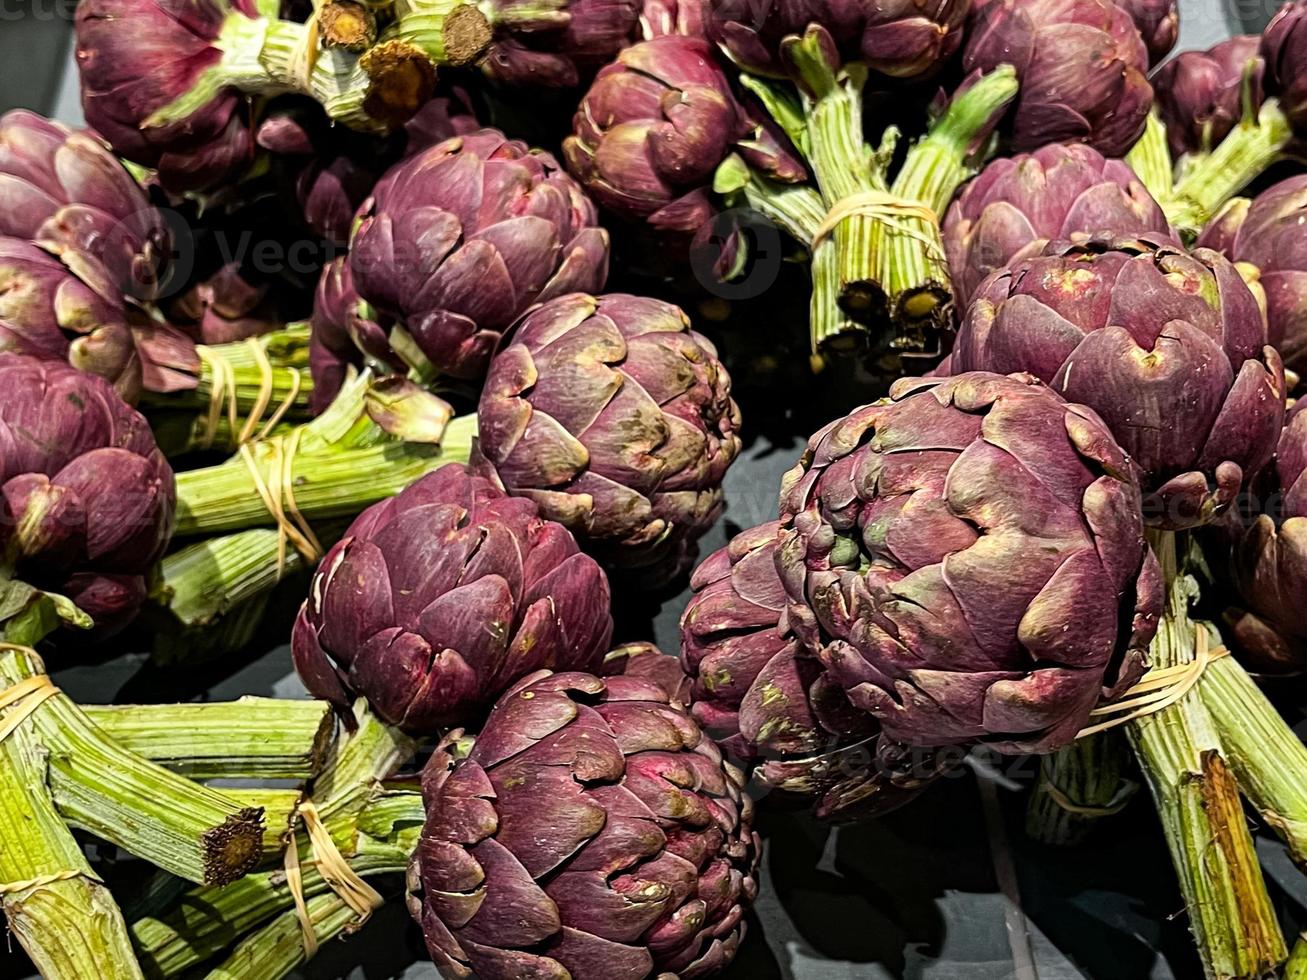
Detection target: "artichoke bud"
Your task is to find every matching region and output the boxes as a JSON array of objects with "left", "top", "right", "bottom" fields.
[{"left": 2, "top": 474, "right": 85, "bottom": 566}]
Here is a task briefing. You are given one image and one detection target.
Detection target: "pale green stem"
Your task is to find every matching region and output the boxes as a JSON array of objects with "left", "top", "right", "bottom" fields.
[
  {"left": 1125, "top": 111, "right": 1175, "bottom": 203},
  {"left": 1127, "top": 531, "right": 1286, "bottom": 979},
  {"left": 0, "top": 669, "right": 144, "bottom": 979},
  {"left": 81, "top": 699, "right": 335, "bottom": 781},
  {"left": 0, "top": 647, "right": 265, "bottom": 887},
  {"left": 1026, "top": 732, "right": 1138, "bottom": 847}
]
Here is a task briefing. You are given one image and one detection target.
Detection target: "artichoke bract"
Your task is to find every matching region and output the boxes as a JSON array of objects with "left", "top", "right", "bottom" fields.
[
  {"left": 0, "top": 110, "right": 171, "bottom": 301},
  {"left": 777, "top": 372, "right": 1161, "bottom": 754},
  {"left": 1263, "top": 0, "right": 1307, "bottom": 131},
  {"left": 962, "top": 0, "right": 1153, "bottom": 157},
  {"left": 74, "top": 0, "right": 257, "bottom": 194},
  {"left": 292, "top": 463, "right": 614, "bottom": 734},
  {"left": 481, "top": 0, "right": 640, "bottom": 87},
  {"left": 407, "top": 669, "right": 760, "bottom": 980},
  {"left": 1154, "top": 36, "right": 1265, "bottom": 159},
  {"left": 1196, "top": 176, "right": 1307, "bottom": 374},
  {"left": 952, "top": 235, "right": 1286, "bottom": 529},
  {"left": 708, "top": 0, "right": 970, "bottom": 81},
  {"left": 0, "top": 236, "right": 141, "bottom": 401},
  {"left": 682, "top": 521, "right": 943, "bottom": 820},
  {"left": 350, "top": 129, "right": 610, "bottom": 380},
  {"left": 0, "top": 354, "right": 175, "bottom": 633},
  {"left": 309, "top": 256, "right": 403, "bottom": 413},
  {"left": 167, "top": 263, "right": 281, "bottom": 347},
  {"left": 1226, "top": 404, "right": 1307, "bottom": 673},
  {"left": 564, "top": 36, "right": 803, "bottom": 233},
  {"left": 476, "top": 292, "right": 742, "bottom": 583},
  {"left": 942, "top": 144, "right": 1171, "bottom": 309},
  {"left": 1113, "top": 0, "right": 1177, "bottom": 66}
]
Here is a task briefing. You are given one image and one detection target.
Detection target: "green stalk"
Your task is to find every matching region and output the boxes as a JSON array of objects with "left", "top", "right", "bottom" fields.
[
  {"left": 782, "top": 28, "right": 885, "bottom": 331},
  {"left": 131, "top": 705, "right": 419, "bottom": 979},
  {"left": 873, "top": 66, "right": 1017, "bottom": 349},
  {"left": 0, "top": 647, "right": 265, "bottom": 886},
  {"left": 392, "top": 0, "right": 492, "bottom": 66},
  {"left": 1165, "top": 100, "right": 1293, "bottom": 240},
  {"left": 232, "top": 788, "right": 305, "bottom": 859},
  {"left": 1125, "top": 111, "right": 1175, "bottom": 203},
  {"left": 1197, "top": 625, "right": 1307, "bottom": 870},
  {"left": 1026, "top": 732, "right": 1137, "bottom": 846},
  {"left": 150, "top": 412, "right": 295, "bottom": 458},
  {"left": 151, "top": 527, "right": 319, "bottom": 629},
  {"left": 1127, "top": 531, "right": 1286, "bottom": 979},
  {"left": 204, "top": 893, "right": 363, "bottom": 980},
  {"left": 722, "top": 157, "right": 857, "bottom": 358},
  {"left": 175, "top": 437, "right": 467, "bottom": 536},
  {"left": 81, "top": 699, "right": 335, "bottom": 781},
  {"left": 0, "top": 662, "right": 144, "bottom": 979}
]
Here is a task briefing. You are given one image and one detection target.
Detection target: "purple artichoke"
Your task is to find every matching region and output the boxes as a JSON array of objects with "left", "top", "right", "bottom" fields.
[
  {"left": 292, "top": 463, "right": 614, "bottom": 734},
  {"left": 1154, "top": 36, "right": 1265, "bottom": 158},
  {"left": 309, "top": 256, "right": 404, "bottom": 413},
  {"left": 682, "top": 521, "right": 945, "bottom": 820},
  {"left": 1225, "top": 404, "right": 1307, "bottom": 673},
  {"left": 475, "top": 292, "right": 742, "bottom": 583},
  {"left": 482, "top": 0, "right": 641, "bottom": 87},
  {"left": 950, "top": 236, "right": 1286, "bottom": 529},
  {"left": 0, "top": 236, "right": 142, "bottom": 401},
  {"left": 0, "top": 354, "right": 175, "bottom": 634},
  {"left": 1113, "top": 0, "right": 1177, "bottom": 66},
  {"left": 75, "top": 0, "right": 258, "bottom": 194},
  {"left": 407, "top": 669, "right": 760, "bottom": 980},
  {"left": 0, "top": 110, "right": 171, "bottom": 301},
  {"left": 962, "top": 0, "right": 1153, "bottom": 157},
  {"left": 564, "top": 36, "right": 802, "bottom": 233},
  {"left": 776, "top": 372, "right": 1161, "bottom": 754},
  {"left": 708, "top": 0, "right": 970, "bottom": 80},
  {"left": 1196, "top": 176, "right": 1307, "bottom": 374},
  {"left": 259, "top": 96, "right": 481, "bottom": 246},
  {"left": 1263, "top": 0, "right": 1307, "bottom": 131},
  {"left": 350, "top": 129, "right": 610, "bottom": 380},
  {"left": 603, "top": 640, "right": 692, "bottom": 703},
  {"left": 943, "top": 143, "right": 1171, "bottom": 309},
  {"left": 167, "top": 263, "right": 280, "bottom": 347}
]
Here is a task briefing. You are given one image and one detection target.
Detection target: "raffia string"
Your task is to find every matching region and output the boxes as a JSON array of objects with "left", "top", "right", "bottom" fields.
[
  {"left": 1075, "top": 628, "right": 1231, "bottom": 740},
  {"left": 0, "top": 867, "right": 103, "bottom": 896},
  {"left": 283, "top": 799, "right": 384, "bottom": 958},
  {"left": 811, "top": 190, "right": 945, "bottom": 258},
  {"left": 239, "top": 427, "right": 324, "bottom": 574},
  {"left": 0, "top": 674, "right": 58, "bottom": 745},
  {"left": 196, "top": 339, "right": 303, "bottom": 450},
  {"left": 1038, "top": 756, "right": 1137, "bottom": 818}
]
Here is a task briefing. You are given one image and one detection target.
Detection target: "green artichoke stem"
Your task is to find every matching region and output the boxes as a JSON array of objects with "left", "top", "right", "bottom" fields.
[
  {"left": 391, "top": 0, "right": 492, "bottom": 67},
  {"left": 0, "top": 661, "right": 144, "bottom": 979},
  {"left": 203, "top": 892, "right": 364, "bottom": 980},
  {"left": 871, "top": 66, "right": 1018, "bottom": 352},
  {"left": 1165, "top": 100, "right": 1293, "bottom": 241},
  {"left": 1126, "top": 530, "right": 1286, "bottom": 979},
  {"left": 783, "top": 29, "right": 887, "bottom": 332},
  {"left": 0, "top": 647, "right": 265, "bottom": 887},
  {"left": 1026, "top": 732, "right": 1138, "bottom": 847},
  {"left": 1124, "top": 111, "right": 1175, "bottom": 203},
  {"left": 130, "top": 708, "right": 421, "bottom": 980},
  {"left": 80, "top": 699, "right": 336, "bottom": 782},
  {"left": 173, "top": 414, "right": 476, "bottom": 537},
  {"left": 147, "top": 523, "right": 345, "bottom": 666},
  {"left": 729, "top": 164, "right": 858, "bottom": 358},
  {"left": 1195, "top": 621, "right": 1307, "bottom": 871}
]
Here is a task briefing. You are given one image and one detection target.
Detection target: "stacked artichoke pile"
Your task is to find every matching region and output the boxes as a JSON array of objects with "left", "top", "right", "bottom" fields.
[{"left": 5, "top": 0, "right": 1307, "bottom": 978}]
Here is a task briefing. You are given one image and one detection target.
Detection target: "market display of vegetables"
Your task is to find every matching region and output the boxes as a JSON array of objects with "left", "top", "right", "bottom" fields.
[{"left": 8, "top": 2, "right": 1307, "bottom": 978}]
